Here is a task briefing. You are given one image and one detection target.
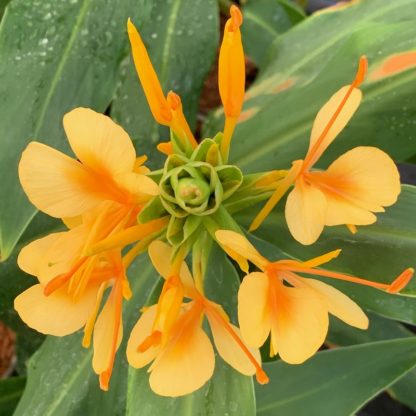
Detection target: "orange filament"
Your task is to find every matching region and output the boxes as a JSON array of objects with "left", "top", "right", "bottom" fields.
[
  {"left": 137, "top": 330, "right": 162, "bottom": 352},
  {"left": 387, "top": 268, "right": 414, "bottom": 293},
  {"left": 302, "top": 56, "right": 367, "bottom": 172},
  {"left": 284, "top": 265, "right": 405, "bottom": 291},
  {"left": 43, "top": 257, "right": 88, "bottom": 296},
  {"left": 205, "top": 302, "right": 269, "bottom": 385},
  {"left": 100, "top": 281, "right": 123, "bottom": 391}
]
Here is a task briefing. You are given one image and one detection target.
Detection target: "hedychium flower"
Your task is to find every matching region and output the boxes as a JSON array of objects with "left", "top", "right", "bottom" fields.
[
  {"left": 13, "top": 4, "right": 415, "bottom": 398},
  {"left": 249, "top": 56, "right": 401, "bottom": 245},
  {"left": 126, "top": 241, "right": 268, "bottom": 397},
  {"left": 216, "top": 230, "right": 414, "bottom": 363}
]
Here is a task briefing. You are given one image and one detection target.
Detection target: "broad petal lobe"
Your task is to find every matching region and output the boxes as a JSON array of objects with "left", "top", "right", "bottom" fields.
[
  {"left": 285, "top": 180, "right": 326, "bottom": 245},
  {"left": 19, "top": 142, "right": 103, "bottom": 217},
  {"left": 238, "top": 272, "right": 271, "bottom": 348},
  {"left": 272, "top": 284, "right": 328, "bottom": 364},
  {"left": 63, "top": 108, "right": 136, "bottom": 176},
  {"left": 301, "top": 278, "right": 369, "bottom": 329},
  {"left": 127, "top": 305, "right": 160, "bottom": 368},
  {"left": 14, "top": 283, "right": 97, "bottom": 336},
  {"left": 149, "top": 325, "right": 214, "bottom": 397}
]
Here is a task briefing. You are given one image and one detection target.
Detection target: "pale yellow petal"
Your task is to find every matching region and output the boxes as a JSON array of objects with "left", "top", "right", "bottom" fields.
[
  {"left": 301, "top": 278, "right": 369, "bottom": 329},
  {"left": 322, "top": 147, "right": 401, "bottom": 226},
  {"left": 207, "top": 310, "right": 261, "bottom": 376},
  {"left": 63, "top": 108, "right": 136, "bottom": 176},
  {"left": 19, "top": 142, "right": 103, "bottom": 217},
  {"left": 92, "top": 288, "right": 123, "bottom": 374},
  {"left": 148, "top": 240, "right": 194, "bottom": 289},
  {"left": 149, "top": 325, "right": 214, "bottom": 397},
  {"left": 18, "top": 232, "right": 64, "bottom": 277},
  {"left": 285, "top": 180, "right": 327, "bottom": 245},
  {"left": 271, "top": 284, "right": 328, "bottom": 364},
  {"left": 114, "top": 173, "right": 159, "bottom": 200},
  {"left": 127, "top": 305, "right": 160, "bottom": 368},
  {"left": 215, "top": 230, "right": 268, "bottom": 270},
  {"left": 237, "top": 272, "right": 271, "bottom": 348},
  {"left": 14, "top": 283, "right": 98, "bottom": 336},
  {"left": 306, "top": 86, "right": 362, "bottom": 167}
]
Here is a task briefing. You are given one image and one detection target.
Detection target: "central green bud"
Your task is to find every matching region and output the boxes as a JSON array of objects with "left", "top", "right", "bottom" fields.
[
  {"left": 176, "top": 177, "right": 210, "bottom": 206},
  {"left": 158, "top": 138, "right": 243, "bottom": 218}
]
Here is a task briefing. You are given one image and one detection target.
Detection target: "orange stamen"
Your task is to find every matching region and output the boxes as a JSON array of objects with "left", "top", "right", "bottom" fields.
[
  {"left": 249, "top": 160, "right": 303, "bottom": 231},
  {"left": 204, "top": 302, "right": 269, "bottom": 385},
  {"left": 137, "top": 330, "right": 162, "bottom": 352},
  {"left": 100, "top": 281, "right": 123, "bottom": 391},
  {"left": 302, "top": 56, "right": 368, "bottom": 171},
  {"left": 43, "top": 257, "right": 88, "bottom": 296},
  {"left": 387, "top": 268, "right": 414, "bottom": 293}
]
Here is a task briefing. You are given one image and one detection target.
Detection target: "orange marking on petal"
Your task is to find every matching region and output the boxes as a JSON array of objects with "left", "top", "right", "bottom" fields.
[
  {"left": 387, "top": 268, "right": 414, "bottom": 294},
  {"left": 43, "top": 257, "right": 88, "bottom": 296},
  {"left": 369, "top": 51, "right": 416, "bottom": 81},
  {"left": 137, "top": 330, "right": 162, "bottom": 352}
]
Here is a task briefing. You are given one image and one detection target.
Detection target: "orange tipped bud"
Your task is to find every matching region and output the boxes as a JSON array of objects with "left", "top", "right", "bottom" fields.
[
  {"left": 219, "top": 6, "right": 245, "bottom": 119},
  {"left": 127, "top": 19, "right": 172, "bottom": 125},
  {"left": 387, "top": 267, "right": 414, "bottom": 294},
  {"left": 167, "top": 91, "right": 197, "bottom": 148},
  {"left": 157, "top": 141, "right": 174, "bottom": 155}
]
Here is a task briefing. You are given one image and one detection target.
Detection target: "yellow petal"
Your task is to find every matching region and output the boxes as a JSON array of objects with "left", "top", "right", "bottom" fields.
[
  {"left": 63, "top": 108, "right": 136, "bottom": 176},
  {"left": 92, "top": 287, "right": 123, "bottom": 375},
  {"left": 322, "top": 146, "right": 401, "bottom": 226},
  {"left": 306, "top": 86, "right": 362, "bottom": 168},
  {"left": 285, "top": 179, "right": 327, "bottom": 245},
  {"left": 127, "top": 305, "right": 160, "bottom": 368},
  {"left": 14, "top": 283, "right": 97, "bottom": 336},
  {"left": 301, "top": 278, "right": 369, "bottom": 329},
  {"left": 271, "top": 283, "right": 328, "bottom": 364},
  {"left": 127, "top": 19, "right": 172, "bottom": 125},
  {"left": 148, "top": 240, "right": 194, "bottom": 289},
  {"left": 17, "top": 232, "right": 64, "bottom": 277},
  {"left": 215, "top": 230, "right": 268, "bottom": 270},
  {"left": 114, "top": 173, "right": 159, "bottom": 200},
  {"left": 237, "top": 272, "right": 271, "bottom": 348},
  {"left": 207, "top": 308, "right": 261, "bottom": 376},
  {"left": 149, "top": 319, "right": 214, "bottom": 397},
  {"left": 19, "top": 142, "right": 103, "bottom": 217}
]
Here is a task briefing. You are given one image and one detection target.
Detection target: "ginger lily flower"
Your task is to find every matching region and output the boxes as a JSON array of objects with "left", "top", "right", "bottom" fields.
[
  {"left": 14, "top": 201, "right": 166, "bottom": 391},
  {"left": 127, "top": 241, "right": 268, "bottom": 397},
  {"left": 19, "top": 107, "right": 159, "bottom": 219},
  {"left": 216, "top": 230, "right": 413, "bottom": 363},
  {"left": 250, "top": 57, "right": 401, "bottom": 245}
]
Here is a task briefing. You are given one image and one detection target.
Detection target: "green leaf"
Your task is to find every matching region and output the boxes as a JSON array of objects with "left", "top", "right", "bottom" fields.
[
  {"left": 238, "top": 185, "right": 416, "bottom": 324},
  {"left": 125, "top": 245, "right": 256, "bottom": 416},
  {"left": 13, "top": 254, "right": 160, "bottom": 416},
  {"left": 0, "top": 377, "right": 26, "bottom": 415},
  {"left": 327, "top": 314, "right": 416, "bottom": 413},
  {"left": 205, "top": 0, "right": 416, "bottom": 173},
  {"left": 256, "top": 338, "right": 416, "bottom": 416},
  {"left": 0, "top": 0, "right": 153, "bottom": 261},
  {"left": 111, "top": 0, "right": 219, "bottom": 169},
  {"left": 241, "top": 0, "right": 304, "bottom": 66}
]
